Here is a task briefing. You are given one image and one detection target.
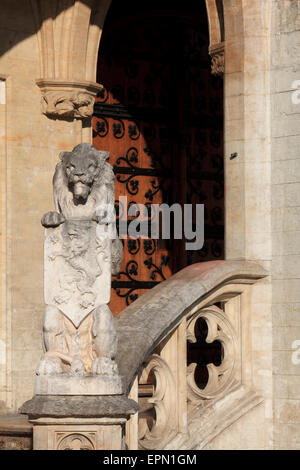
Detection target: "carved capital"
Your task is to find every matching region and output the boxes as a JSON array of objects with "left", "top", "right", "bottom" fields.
[
  {"left": 36, "top": 79, "right": 103, "bottom": 120},
  {"left": 209, "top": 42, "right": 225, "bottom": 77}
]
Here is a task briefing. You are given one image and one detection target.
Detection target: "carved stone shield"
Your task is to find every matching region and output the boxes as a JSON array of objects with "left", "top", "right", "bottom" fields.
[{"left": 44, "top": 219, "right": 111, "bottom": 327}]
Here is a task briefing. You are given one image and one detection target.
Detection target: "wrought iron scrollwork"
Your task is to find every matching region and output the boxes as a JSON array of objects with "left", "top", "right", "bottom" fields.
[
  {"left": 144, "top": 255, "right": 169, "bottom": 281},
  {"left": 128, "top": 239, "right": 141, "bottom": 255},
  {"left": 143, "top": 239, "right": 156, "bottom": 256},
  {"left": 94, "top": 9, "right": 224, "bottom": 309},
  {"left": 95, "top": 118, "right": 109, "bottom": 137},
  {"left": 112, "top": 119, "right": 125, "bottom": 139},
  {"left": 128, "top": 123, "right": 140, "bottom": 140},
  {"left": 116, "top": 147, "right": 139, "bottom": 168}
]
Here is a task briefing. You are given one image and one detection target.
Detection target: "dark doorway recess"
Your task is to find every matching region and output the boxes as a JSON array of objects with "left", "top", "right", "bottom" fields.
[{"left": 93, "top": 0, "right": 224, "bottom": 316}]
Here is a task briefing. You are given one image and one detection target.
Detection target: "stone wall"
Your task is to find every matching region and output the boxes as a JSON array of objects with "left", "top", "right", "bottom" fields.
[
  {"left": 0, "top": 0, "right": 299, "bottom": 450},
  {"left": 271, "top": 0, "right": 300, "bottom": 450},
  {"left": 217, "top": 0, "right": 273, "bottom": 450},
  {"left": 0, "top": 0, "right": 84, "bottom": 412}
]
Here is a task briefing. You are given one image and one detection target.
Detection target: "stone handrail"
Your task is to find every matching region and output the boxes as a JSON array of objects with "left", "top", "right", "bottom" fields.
[
  {"left": 115, "top": 260, "right": 268, "bottom": 449},
  {"left": 116, "top": 260, "right": 267, "bottom": 395},
  {"left": 17, "top": 260, "right": 267, "bottom": 450}
]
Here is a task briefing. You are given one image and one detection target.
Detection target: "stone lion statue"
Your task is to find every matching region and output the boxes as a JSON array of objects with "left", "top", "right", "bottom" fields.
[
  {"left": 36, "top": 144, "right": 123, "bottom": 380},
  {"left": 42, "top": 142, "right": 122, "bottom": 274}
]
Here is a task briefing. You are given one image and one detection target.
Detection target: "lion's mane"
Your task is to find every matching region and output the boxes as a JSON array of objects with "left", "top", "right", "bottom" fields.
[{"left": 53, "top": 144, "right": 115, "bottom": 219}]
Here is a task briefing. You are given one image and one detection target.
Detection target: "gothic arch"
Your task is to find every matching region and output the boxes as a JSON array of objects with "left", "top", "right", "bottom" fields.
[
  {"left": 30, "top": 0, "right": 271, "bottom": 264},
  {"left": 30, "top": 0, "right": 231, "bottom": 118}
]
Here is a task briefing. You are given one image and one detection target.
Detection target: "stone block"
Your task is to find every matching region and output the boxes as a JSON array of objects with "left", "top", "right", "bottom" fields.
[
  {"left": 225, "top": 71, "right": 244, "bottom": 97},
  {"left": 272, "top": 255, "right": 300, "bottom": 279},
  {"left": 33, "top": 418, "right": 125, "bottom": 450},
  {"left": 274, "top": 398, "right": 300, "bottom": 424},
  {"left": 273, "top": 113, "right": 300, "bottom": 139},
  {"left": 272, "top": 303, "right": 300, "bottom": 327},
  {"left": 273, "top": 159, "right": 300, "bottom": 184},
  {"left": 273, "top": 325, "right": 300, "bottom": 350},
  {"left": 273, "top": 350, "right": 300, "bottom": 375},
  {"left": 271, "top": 68, "right": 300, "bottom": 94},
  {"left": 225, "top": 39, "right": 244, "bottom": 74},
  {"left": 274, "top": 375, "right": 300, "bottom": 400},
  {"left": 35, "top": 374, "right": 123, "bottom": 396}
]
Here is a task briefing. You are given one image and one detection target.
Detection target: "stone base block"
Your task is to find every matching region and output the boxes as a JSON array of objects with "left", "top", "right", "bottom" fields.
[
  {"left": 20, "top": 394, "right": 138, "bottom": 450},
  {"left": 0, "top": 415, "right": 33, "bottom": 450},
  {"left": 31, "top": 416, "right": 126, "bottom": 450},
  {"left": 35, "top": 374, "right": 123, "bottom": 395}
]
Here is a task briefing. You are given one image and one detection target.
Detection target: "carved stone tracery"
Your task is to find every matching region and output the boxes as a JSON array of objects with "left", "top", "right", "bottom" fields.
[
  {"left": 57, "top": 433, "right": 95, "bottom": 450},
  {"left": 134, "top": 302, "right": 239, "bottom": 448},
  {"left": 187, "top": 305, "right": 237, "bottom": 401},
  {"left": 138, "top": 354, "right": 177, "bottom": 450}
]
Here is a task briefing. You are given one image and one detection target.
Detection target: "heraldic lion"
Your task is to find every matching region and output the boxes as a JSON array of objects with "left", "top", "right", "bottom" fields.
[
  {"left": 42, "top": 143, "right": 123, "bottom": 275},
  {"left": 36, "top": 144, "right": 123, "bottom": 377}
]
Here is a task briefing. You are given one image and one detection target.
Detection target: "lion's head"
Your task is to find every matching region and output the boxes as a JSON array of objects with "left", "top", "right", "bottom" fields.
[
  {"left": 60, "top": 143, "right": 108, "bottom": 205},
  {"left": 53, "top": 143, "right": 114, "bottom": 219}
]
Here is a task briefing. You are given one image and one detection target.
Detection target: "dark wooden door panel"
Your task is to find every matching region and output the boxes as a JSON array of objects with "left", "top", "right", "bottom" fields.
[{"left": 93, "top": 3, "right": 224, "bottom": 316}]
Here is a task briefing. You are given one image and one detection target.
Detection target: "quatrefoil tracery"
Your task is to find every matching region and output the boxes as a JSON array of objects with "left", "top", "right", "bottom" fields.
[{"left": 187, "top": 305, "right": 237, "bottom": 401}]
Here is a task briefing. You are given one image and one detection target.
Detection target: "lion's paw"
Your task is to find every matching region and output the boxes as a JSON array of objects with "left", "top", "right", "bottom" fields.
[
  {"left": 41, "top": 211, "right": 65, "bottom": 228},
  {"left": 69, "top": 358, "right": 86, "bottom": 376},
  {"left": 36, "top": 356, "right": 63, "bottom": 376},
  {"left": 91, "top": 357, "right": 118, "bottom": 376}
]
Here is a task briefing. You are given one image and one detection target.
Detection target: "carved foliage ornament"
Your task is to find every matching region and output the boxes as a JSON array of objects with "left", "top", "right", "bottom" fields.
[
  {"left": 187, "top": 305, "right": 237, "bottom": 401},
  {"left": 209, "top": 43, "right": 225, "bottom": 77},
  {"left": 36, "top": 80, "right": 103, "bottom": 120},
  {"left": 41, "top": 90, "right": 95, "bottom": 119}
]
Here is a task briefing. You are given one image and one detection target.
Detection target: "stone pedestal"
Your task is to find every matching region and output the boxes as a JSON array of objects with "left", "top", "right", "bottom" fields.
[
  {"left": 18, "top": 144, "right": 131, "bottom": 450},
  {"left": 35, "top": 374, "right": 123, "bottom": 396},
  {"left": 32, "top": 417, "right": 126, "bottom": 450},
  {"left": 20, "top": 395, "right": 138, "bottom": 450}
]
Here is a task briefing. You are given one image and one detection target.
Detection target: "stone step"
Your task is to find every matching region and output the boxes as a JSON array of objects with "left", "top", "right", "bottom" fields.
[{"left": 0, "top": 415, "right": 32, "bottom": 450}]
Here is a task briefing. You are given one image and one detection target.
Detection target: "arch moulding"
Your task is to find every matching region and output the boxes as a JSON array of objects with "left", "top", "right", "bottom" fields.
[
  {"left": 205, "top": 0, "right": 225, "bottom": 76},
  {"left": 31, "top": 0, "right": 229, "bottom": 122},
  {"left": 31, "top": 0, "right": 112, "bottom": 121}
]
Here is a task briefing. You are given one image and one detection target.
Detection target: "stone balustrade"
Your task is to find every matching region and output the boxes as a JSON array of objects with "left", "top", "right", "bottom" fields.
[
  {"left": 115, "top": 260, "right": 267, "bottom": 450},
  {"left": 12, "top": 259, "right": 267, "bottom": 450}
]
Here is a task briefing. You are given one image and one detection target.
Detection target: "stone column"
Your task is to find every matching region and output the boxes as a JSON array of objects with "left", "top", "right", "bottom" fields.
[{"left": 30, "top": 0, "right": 112, "bottom": 144}]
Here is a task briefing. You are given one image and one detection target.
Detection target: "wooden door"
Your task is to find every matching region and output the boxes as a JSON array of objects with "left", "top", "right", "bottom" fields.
[{"left": 93, "top": 4, "right": 224, "bottom": 316}]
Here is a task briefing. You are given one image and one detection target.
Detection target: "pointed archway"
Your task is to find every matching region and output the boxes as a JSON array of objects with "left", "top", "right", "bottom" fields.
[{"left": 92, "top": 0, "right": 224, "bottom": 315}]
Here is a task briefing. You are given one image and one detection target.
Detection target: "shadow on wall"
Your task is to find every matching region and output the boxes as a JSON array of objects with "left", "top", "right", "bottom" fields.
[
  {"left": 0, "top": 0, "right": 218, "bottom": 59},
  {"left": 0, "top": 0, "right": 109, "bottom": 59}
]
